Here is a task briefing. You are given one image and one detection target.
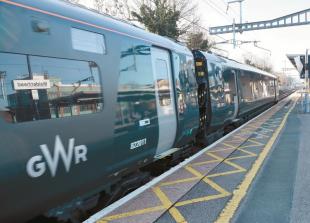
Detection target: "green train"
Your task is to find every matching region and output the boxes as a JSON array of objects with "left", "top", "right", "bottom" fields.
[{"left": 0, "top": 0, "right": 280, "bottom": 222}]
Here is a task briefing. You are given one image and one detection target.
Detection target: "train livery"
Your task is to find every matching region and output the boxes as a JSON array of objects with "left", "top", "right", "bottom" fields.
[{"left": 0, "top": 0, "right": 279, "bottom": 222}]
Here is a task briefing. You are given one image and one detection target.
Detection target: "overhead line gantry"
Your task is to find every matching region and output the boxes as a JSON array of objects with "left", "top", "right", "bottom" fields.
[{"left": 209, "top": 8, "right": 310, "bottom": 35}]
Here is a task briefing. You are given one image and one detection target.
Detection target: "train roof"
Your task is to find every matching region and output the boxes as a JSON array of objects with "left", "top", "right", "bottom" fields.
[
  {"left": 5, "top": 0, "right": 192, "bottom": 56},
  {"left": 201, "top": 51, "right": 277, "bottom": 79}
]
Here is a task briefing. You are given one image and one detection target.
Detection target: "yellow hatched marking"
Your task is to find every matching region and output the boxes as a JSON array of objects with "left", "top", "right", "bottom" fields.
[
  {"left": 159, "top": 177, "right": 199, "bottom": 186},
  {"left": 192, "top": 152, "right": 222, "bottom": 166},
  {"left": 175, "top": 192, "right": 228, "bottom": 207},
  {"left": 96, "top": 220, "right": 108, "bottom": 223},
  {"left": 224, "top": 138, "right": 246, "bottom": 143},
  {"left": 226, "top": 148, "right": 257, "bottom": 161},
  {"left": 192, "top": 159, "right": 220, "bottom": 166},
  {"left": 238, "top": 148, "right": 257, "bottom": 157},
  {"left": 226, "top": 155, "right": 253, "bottom": 161},
  {"left": 246, "top": 124, "right": 261, "bottom": 129},
  {"left": 247, "top": 125, "right": 274, "bottom": 132},
  {"left": 233, "top": 136, "right": 264, "bottom": 146},
  {"left": 240, "top": 127, "right": 255, "bottom": 132},
  {"left": 206, "top": 153, "right": 246, "bottom": 178},
  {"left": 247, "top": 138, "right": 264, "bottom": 146},
  {"left": 101, "top": 205, "right": 165, "bottom": 221},
  {"left": 173, "top": 166, "right": 230, "bottom": 207},
  {"left": 263, "top": 123, "right": 279, "bottom": 128},
  {"left": 238, "top": 144, "right": 263, "bottom": 150},
  {"left": 222, "top": 143, "right": 236, "bottom": 149},
  {"left": 251, "top": 132, "right": 269, "bottom": 138},
  {"left": 209, "top": 147, "right": 235, "bottom": 152},
  {"left": 153, "top": 187, "right": 187, "bottom": 223},
  {"left": 214, "top": 98, "right": 297, "bottom": 223},
  {"left": 185, "top": 166, "right": 230, "bottom": 196}
]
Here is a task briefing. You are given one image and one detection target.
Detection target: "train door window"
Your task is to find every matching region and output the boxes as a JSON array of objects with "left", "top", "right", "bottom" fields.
[
  {"left": 223, "top": 68, "right": 236, "bottom": 105},
  {"left": 29, "top": 56, "right": 103, "bottom": 121},
  {"left": 240, "top": 71, "right": 254, "bottom": 102},
  {"left": 116, "top": 43, "right": 155, "bottom": 130},
  {"left": 155, "top": 59, "right": 171, "bottom": 106},
  {"left": 0, "top": 53, "right": 30, "bottom": 123}
]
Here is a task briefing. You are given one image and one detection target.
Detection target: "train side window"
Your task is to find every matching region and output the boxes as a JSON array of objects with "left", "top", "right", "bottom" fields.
[
  {"left": 155, "top": 59, "right": 171, "bottom": 106},
  {"left": 29, "top": 56, "right": 103, "bottom": 121},
  {"left": 0, "top": 53, "right": 30, "bottom": 123},
  {"left": 0, "top": 54, "right": 103, "bottom": 123}
]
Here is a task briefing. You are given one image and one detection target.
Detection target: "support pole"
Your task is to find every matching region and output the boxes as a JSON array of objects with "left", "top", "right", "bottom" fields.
[
  {"left": 305, "top": 49, "right": 309, "bottom": 112},
  {"left": 233, "top": 19, "right": 236, "bottom": 49}
]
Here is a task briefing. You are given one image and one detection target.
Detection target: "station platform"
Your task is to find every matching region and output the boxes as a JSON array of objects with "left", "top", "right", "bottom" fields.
[{"left": 86, "top": 92, "right": 307, "bottom": 223}]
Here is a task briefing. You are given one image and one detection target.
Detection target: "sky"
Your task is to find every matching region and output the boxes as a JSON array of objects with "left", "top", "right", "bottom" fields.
[
  {"left": 79, "top": 0, "right": 310, "bottom": 81},
  {"left": 195, "top": 0, "right": 310, "bottom": 80}
]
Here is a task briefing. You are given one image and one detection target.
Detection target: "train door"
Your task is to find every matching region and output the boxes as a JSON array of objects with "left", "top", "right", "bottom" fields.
[{"left": 151, "top": 47, "right": 177, "bottom": 157}]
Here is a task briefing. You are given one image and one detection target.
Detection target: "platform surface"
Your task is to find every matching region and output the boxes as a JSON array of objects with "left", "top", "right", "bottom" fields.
[{"left": 87, "top": 93, "right": 308, "bottom": 223}]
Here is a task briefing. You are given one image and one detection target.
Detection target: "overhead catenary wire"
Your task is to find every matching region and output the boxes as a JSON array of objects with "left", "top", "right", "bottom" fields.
[
  {"left": 201, "top": 0, "right": 233, "bottom": 23},
  {"left": 180, "top": 16, "right": 228, "bottom": 42}
]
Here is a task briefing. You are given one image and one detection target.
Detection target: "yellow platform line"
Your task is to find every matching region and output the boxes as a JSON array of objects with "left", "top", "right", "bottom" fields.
[
  {"left": 153, "top": 187, "right": 187, "bottom": 223},
  {"left": 214, "top": 98, "right": 297, "bottom": 223}
]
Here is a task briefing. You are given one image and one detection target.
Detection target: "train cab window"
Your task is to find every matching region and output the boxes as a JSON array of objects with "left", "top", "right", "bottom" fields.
[
  {"left": 155, "top": 59, "right": 171, "bottom": 106},
  {"left": 0, "top": 53, "right": 103, "bottom": 123}
]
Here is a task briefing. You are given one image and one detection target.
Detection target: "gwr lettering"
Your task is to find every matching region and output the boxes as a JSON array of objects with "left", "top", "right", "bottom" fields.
[
  {"left": 130, "top": 138, "right": 147, "bottom": 150},
  {"left": 26, "top": 135, "right": 88, "bottom": 178}
]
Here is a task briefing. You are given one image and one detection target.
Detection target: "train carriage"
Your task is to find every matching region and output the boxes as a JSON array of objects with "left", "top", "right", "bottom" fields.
[{"left": 0, "top": 0, "right": 279, "bottom": 222}]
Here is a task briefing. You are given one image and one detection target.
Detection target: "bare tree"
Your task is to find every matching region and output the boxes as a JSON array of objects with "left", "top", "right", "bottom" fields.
[
  {"left": 65, "top": 0, "right": 80, "bottom": 4},
  {"left": 244, "top": 53, "right": 273, "bottom": 73},
  {"left": 186, "top": 31, "right": 215, "bottom": 51},
  {"left": 65, "top": 0, "right": 131, "bottom": 20},
  {"left": 92, "top": 0, "right": 131, "bottom": 19}
]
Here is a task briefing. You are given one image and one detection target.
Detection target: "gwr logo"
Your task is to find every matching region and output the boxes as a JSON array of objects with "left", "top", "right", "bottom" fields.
[{"left": 26, "top": 135, "right": 88, "bottom": 178}]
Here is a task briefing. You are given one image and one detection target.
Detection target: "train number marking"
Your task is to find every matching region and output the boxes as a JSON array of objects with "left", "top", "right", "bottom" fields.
[
  {"left": 130, "top": 138, "right": 147, "bottom": 150},
  {"left": 26, "top": 135, "right": 88, "bottom": 178}
]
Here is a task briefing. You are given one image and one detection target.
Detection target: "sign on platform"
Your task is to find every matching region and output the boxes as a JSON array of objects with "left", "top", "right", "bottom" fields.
[{"left": 13, "top": 80, "right": 51, "bottom": 90}]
